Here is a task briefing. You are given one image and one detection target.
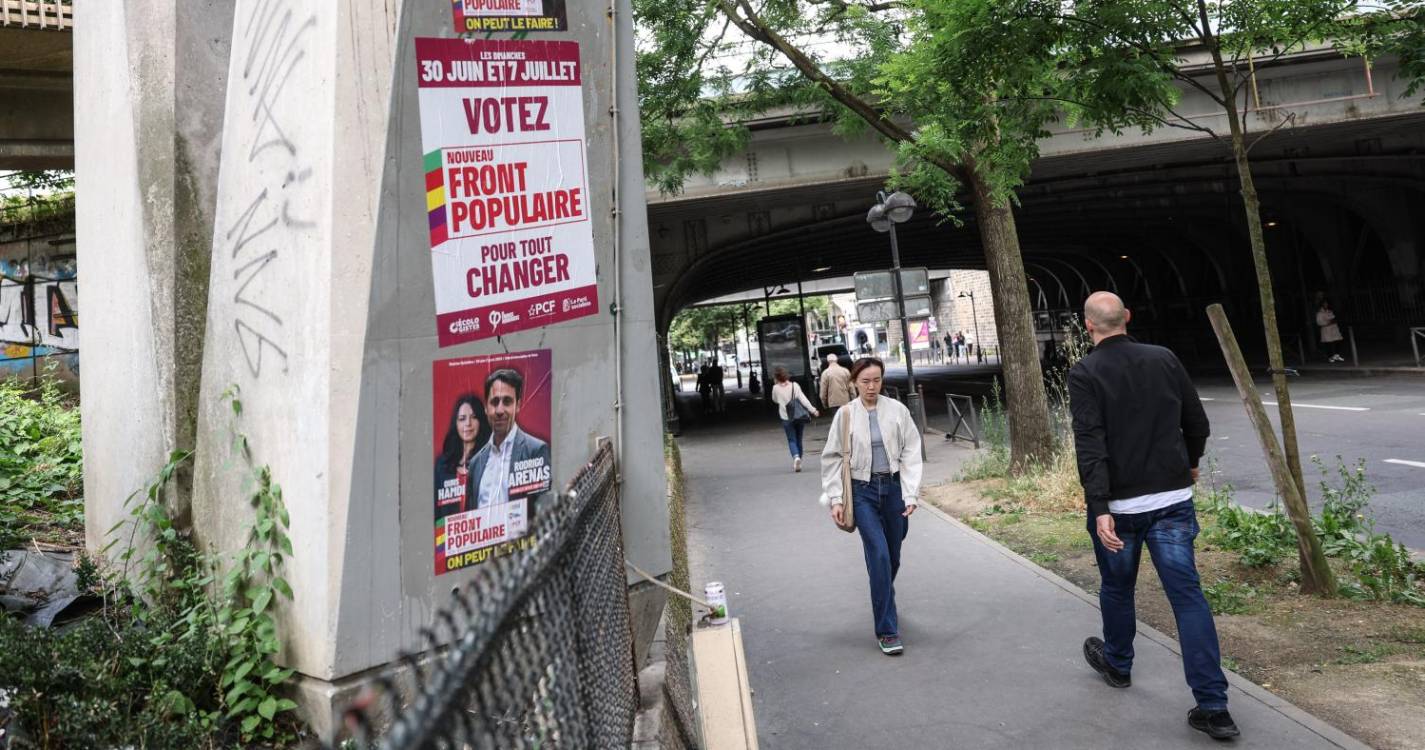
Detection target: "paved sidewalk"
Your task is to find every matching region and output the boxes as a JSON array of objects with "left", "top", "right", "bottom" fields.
[{"left": 680, "top": 413, "right": 1368, "bottom": 749}]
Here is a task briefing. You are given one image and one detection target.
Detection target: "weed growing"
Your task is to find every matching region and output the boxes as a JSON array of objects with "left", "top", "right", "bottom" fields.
[
  {"left": 0, "top": 386, "right": 305, "bottom": 747},
  {"left": 0, "top": 378, "right": 83, "bottom": 549}
]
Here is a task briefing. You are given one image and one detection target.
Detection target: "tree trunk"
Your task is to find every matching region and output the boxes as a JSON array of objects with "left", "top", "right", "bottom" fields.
[
  {"left": 969, "top": 169, "right": 1053, "bottom": 472},
  {"left": 1194, "top": 2, "right": 1324, "bottom": 591},
  {"left": 1198, "top": 0, "right": 1309, "bottom": 520},
  {"left": 1207, "top": 305, "right": 1337, "bottom": 595}
]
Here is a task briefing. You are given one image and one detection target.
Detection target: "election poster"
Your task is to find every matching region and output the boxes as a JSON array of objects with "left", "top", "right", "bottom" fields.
[
  {"left": 432, "top": 349, "right": 553, "bottom": 575},
  {"left": 910, "top": 318, "right": 932, "bottom": 351},
  {"left": 415, "top": 38, "right": 597, "bottom": 347},
  {"left": 450, "top": 0, "right": 568, "bottom": 33}
]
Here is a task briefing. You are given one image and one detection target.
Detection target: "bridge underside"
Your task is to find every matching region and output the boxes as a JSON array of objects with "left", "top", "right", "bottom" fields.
[
  {"left": 649, "top": 113, "right": 1425, "bottom": 363},
  {"left": 0, "top": 25, "right": 73, "bottom": 169}
]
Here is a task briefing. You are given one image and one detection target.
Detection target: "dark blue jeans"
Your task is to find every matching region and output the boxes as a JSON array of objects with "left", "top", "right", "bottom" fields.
[
  {"left": 853, "top": 474, "right": 908, "bottom": 637},
  {"left": 1092, "top": 500, "right": 1229, "bottom": 711},
  {"left": 780, "top": 419, "right": 806, "bottom": 459}
]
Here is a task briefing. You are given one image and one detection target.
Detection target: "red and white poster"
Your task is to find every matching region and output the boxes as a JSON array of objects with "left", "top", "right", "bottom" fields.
[
  {"left": 416, "top": 38, "right": 598, "bottom": 347},
  {"left": 450, "top": 0, "right": 568, "bottom": 33},
  {"left": 432, "top": 349, "right": 553, "bottom": 575}
]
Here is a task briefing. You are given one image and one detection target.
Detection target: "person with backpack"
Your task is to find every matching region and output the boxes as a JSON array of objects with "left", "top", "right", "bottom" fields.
[{"left": 770, "top": 367, "right": 819, "bottom": 472}]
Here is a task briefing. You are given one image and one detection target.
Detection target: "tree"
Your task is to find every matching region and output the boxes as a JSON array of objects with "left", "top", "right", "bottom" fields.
[
  {"left": 636, "top": 0, "right": 1125, "bottom": 472},
  {"left": 1005, "top": 0, "right": 1403, "bottom": 594}
]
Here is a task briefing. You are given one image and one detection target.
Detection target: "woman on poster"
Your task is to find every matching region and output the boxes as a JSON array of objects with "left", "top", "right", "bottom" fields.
[
  {"left": 819, "top": 357, "right": 922, "bottom": 656},
  {"left": 434, "top": 393, "right": 491, "bottom": 520}
]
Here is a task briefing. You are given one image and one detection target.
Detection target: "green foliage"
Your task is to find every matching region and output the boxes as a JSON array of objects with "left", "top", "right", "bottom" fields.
[
  {"left": 1204, "top": 579, "right": 1258, "bottom": 615},
  {"left": 2, "top": 387, "right": 304, "bottom": 747},
  {"left": 1335, "top": 643, "right": 1397, "bottom": 665},
  {"left": 959, "top": 382, "right": 1010, "bottom": 480},
  {"left": 1199, "top": 456, "right": 1425, "bottom": 605},
  {"left": 667, "top": 297, "right": 830, "bottom": 353},
  {"left": 0, "top": 378, "right": 83, "bottom": 549},
  {"left": 1202, "top": 495, "right": 1298, "bottom": 568}
]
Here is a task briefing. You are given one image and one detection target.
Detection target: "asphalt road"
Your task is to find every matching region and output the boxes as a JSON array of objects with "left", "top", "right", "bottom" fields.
[
  {"left": 888, "top": 367, "right": 1425, "bottom": 550},
  {"left": 1194, "top": 374, "right": 1425, "bottom": 550},
  {"left": 685, "top": 366, "right": 1425, "bottom": 549}
]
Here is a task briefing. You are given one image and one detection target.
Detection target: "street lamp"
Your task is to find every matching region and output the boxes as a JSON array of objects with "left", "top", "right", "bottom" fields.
[
  {"left": 867, "top": 190, "right": 924, "bottom": 435},
  {"left": 958, "top": 290, "right": 984, "bottom": 364}
]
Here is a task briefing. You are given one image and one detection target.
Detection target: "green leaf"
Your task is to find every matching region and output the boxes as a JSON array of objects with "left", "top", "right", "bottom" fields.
[
  {"left": 233, "top": 658, "right": 258, "bottom": 684},
  {"left": 275, "top": 698, "right": 298, "bottom": 712},
  {"left": 273, "top": 577, "right": 293, "bottom": 599},
  {"left": 241, "top": 714, "right": 262, "bottom": 734},
  {"left": 252, "top": 588, "right": 273, "bottom": 615},
  {"left": 264, "top": 667, "right": 296, "bottom": 684},
  {"left": 258, "top": 695, "right": 278, "bottom": 720}
]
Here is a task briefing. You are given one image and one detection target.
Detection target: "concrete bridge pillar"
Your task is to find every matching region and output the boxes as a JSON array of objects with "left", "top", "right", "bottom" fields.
[
  {"left": 74, "top": 0, "right": 234, "bottom": 544},
  {"left": 78, "top": 0, "right": 669, "bottom": 739}
]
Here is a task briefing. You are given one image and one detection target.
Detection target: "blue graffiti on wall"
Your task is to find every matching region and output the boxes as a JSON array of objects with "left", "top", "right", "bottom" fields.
[{"left": 0, "top": 255, "right": 79, "bottom": 378}]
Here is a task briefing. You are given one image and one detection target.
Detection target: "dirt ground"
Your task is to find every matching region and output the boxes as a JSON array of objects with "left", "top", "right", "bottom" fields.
[{"left": 923, "top": 480, "right": 1425, "bottom": 750}]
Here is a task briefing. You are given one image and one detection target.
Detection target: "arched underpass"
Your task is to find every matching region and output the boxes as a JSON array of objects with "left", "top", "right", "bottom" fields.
[{"left": 651, "top": 113, "right": 1425, "bottom": 370}]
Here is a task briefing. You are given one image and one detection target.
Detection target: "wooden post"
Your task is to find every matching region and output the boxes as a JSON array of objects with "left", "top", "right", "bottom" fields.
[{"left": 1206, "top": 305, "right": 1337, "bottom": 596}]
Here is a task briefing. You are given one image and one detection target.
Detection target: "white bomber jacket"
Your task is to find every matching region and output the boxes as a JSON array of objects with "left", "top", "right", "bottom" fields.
[{"left": 819, "top": 396, "right": 923, "bottom": 507}]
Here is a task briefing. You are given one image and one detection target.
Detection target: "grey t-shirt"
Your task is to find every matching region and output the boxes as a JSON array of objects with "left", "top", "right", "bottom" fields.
[{"left": 867, "top": 408, "right": 892, "bottom": 474}]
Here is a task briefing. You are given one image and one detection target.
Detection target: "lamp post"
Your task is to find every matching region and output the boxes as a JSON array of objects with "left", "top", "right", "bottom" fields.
[
  {"left": 958, "top": 290, "right": 984, "bottom": 364},
  {"left": 867, "top": 190, "right": 924, "bottom": 435}
]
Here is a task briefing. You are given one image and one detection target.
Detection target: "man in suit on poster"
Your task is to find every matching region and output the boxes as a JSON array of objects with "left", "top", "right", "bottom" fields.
[{"left": 466, "top": 368, "right": 552, "bottom": 508}]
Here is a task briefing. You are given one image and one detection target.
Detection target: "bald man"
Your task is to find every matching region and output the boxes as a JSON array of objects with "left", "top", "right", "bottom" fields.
[{"left": 1068, "top": 292, "right": 1237, "bottom": 739}]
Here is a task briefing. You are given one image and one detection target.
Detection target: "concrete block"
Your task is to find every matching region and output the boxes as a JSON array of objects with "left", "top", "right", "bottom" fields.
[{"left": 690, "top": 619, "right": 759, "bottom": 750}]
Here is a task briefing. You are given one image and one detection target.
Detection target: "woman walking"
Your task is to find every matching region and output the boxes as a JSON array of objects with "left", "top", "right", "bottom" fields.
[
  {"left": 1316, "top": 300, "right": 1345, "bottom": 363},
  {"left": 820, "top": 357, "right": 922, "bottom": 655},
  {"left": 770, "top": 367, "right": 819, "bottom": 472}
]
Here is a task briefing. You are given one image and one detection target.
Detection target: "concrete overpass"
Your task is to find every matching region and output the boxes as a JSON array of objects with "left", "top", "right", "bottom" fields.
[
  {"left": 0, "top": 1, "right": 72, "bottom": 169},
  {"left": 646, "top": 49, "right": 1425, "bottom": 362}
]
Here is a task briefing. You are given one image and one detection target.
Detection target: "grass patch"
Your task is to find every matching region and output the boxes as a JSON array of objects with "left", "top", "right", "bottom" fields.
[
  {"left": 1203, "top": 579, "right": 1258, "bottom": 615},
  {"left": 1336, "top": 643, "right": 1398, "bottom": 665},
  {"left": 1027, "top": 551, "right": 1061, "bottom": 566}
]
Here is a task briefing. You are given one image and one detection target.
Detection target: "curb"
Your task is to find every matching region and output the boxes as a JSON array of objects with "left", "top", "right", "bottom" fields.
[{"left": 914, "top": 499, "right": 1373, "bottom": 750}]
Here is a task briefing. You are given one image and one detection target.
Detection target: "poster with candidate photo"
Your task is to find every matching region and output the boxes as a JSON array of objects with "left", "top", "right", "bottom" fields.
[{"left": 432, "top": 349, "right": 553, "bottom": 575}]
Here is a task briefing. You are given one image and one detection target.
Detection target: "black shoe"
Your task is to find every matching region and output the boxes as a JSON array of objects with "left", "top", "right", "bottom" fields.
[
  {"left": 1188, "top": 707, "right": 1240, "bottom": 740},
  {"left": 1082, "top": 637, "right": 1131, "bottom": 688}
]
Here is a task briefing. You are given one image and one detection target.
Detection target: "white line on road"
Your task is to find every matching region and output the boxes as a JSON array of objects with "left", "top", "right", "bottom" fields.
[
  {"left": 1384, "top": 459, "right": 1425, "bottom": 469},
  {"left": 1200, "top": 397, "right": 1216, "bottom": 401},
  {"left": 1261, "top": 401, "right": 1369, "bottom": 412}
]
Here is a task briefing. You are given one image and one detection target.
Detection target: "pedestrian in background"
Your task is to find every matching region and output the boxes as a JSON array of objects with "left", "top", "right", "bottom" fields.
[
  {"left": 1316, "top": 300, "right": 1345, "bottom": 363},
  {"left": 770, "top": 367, "right": 818, "bottom": 472},
  {"left": 697, "top": 364, "right": 711, "bottom": 413},
  {"left": 819, "top": 353, "right": 855, "bottom": 408},
  {"left": 1068, "top": 291, "right": 1238, "bottom": 740},
  {"left": 820, "top": 357, "right": 922, "bottom": 656},
  {"left": 710, "top": 360, "right": 727, "bottom": 412}
]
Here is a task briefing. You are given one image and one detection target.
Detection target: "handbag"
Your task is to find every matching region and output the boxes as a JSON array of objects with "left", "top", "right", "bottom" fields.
[
  {"left": 786, "top": 384, "right": 812, "bottom": 424},
  {"left": 835, "top": 406, "right": 856, "bottom": 533}
]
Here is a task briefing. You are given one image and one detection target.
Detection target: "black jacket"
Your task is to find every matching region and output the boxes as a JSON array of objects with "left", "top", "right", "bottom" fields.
[{"left": 1068, "top": 335, "right": 1210, "bottom": 519}]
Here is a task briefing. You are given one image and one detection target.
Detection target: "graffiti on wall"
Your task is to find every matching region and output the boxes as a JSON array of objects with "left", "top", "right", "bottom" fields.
[{"left": 0, "top": 255, "right": 79, "bottom": 379}]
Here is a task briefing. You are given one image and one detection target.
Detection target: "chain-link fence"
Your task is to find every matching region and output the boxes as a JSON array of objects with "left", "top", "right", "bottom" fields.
[{"left": 343, "top": 441, "right": 638, "bottom": 749}]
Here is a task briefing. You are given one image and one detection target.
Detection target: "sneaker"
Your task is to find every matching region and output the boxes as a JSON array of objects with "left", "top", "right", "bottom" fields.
[
  {"left": 1188, "top": 707, "right": 1240, "bottom": 740},
  {"left": 794, "top": 457, "right": 802, "bottom": 472},
  {"left": 1082, "top": 637, "right": 1131, "bottom": 688},
  {"left": 878, "top": 635, "right": 904, "bottom": 656}
]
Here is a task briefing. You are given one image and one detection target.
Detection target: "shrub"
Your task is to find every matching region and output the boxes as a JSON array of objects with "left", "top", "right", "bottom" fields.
[{"left": 0, "top": 378, "right": 83, "bottom": 549}]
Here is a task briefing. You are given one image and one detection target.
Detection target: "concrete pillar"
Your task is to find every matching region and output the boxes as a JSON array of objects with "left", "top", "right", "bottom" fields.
[
  {"left": 185, "top": 0, "right": 669, "bottom": 736},
  {"left": 75, "top": 0, "right": 234, "bottom": 547}
]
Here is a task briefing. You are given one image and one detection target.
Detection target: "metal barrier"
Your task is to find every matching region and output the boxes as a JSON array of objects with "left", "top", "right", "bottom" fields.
[
  {"left": 342, "top": 440, "right": 638, "bottom": 749},
  {"left": 943, "top": 394, "right": 979, "bottom": 448},
  {"left": 1413, "top": 327, "right": 1425, "bottom": 368},
  {"left": 0, "top": 0, "right": 71, "bottom": 29}
]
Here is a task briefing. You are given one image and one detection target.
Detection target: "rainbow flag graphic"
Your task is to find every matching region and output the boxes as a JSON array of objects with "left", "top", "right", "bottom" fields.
[{"left": 424, "top": 150, "right": 449, "bottom": 248}]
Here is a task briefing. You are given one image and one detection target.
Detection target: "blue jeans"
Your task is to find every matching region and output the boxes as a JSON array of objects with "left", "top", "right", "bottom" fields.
[
  {"left": 780, "top": 419, "right": 806, "bottom": 459},
  {"left": 1092, "top": 500, "right": 1229, "bottom": 710},
  {"left": 853, "top": 474, "right": 908, "bottom": 637}
]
